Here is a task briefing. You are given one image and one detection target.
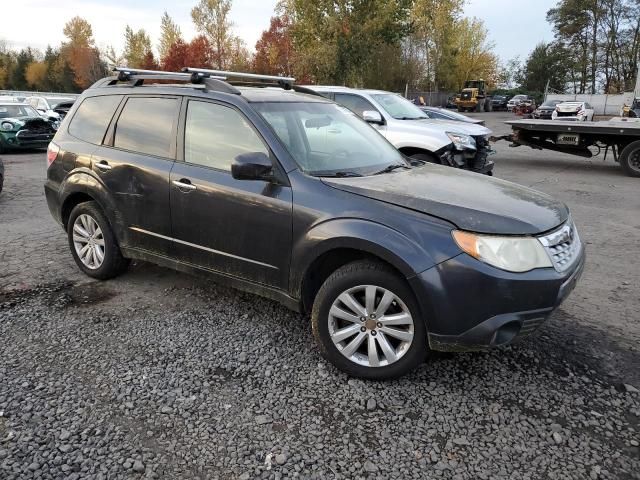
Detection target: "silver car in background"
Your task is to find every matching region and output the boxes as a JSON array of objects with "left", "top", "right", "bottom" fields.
[{"left": 305, "top": 86, "right": 495, "bottom": 174}]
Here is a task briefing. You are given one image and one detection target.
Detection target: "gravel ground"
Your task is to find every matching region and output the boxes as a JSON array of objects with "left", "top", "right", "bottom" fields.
[{"left": 0, "top": 112, "right": 639, "bottom": 479}]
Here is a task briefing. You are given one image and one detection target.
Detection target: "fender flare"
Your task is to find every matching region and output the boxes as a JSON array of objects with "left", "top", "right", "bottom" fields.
[
  {"left": 59, "top": 170, "right": 125, "bottom": 242},
  {"left": 290, "top": 218, "right": 436, "bottom": 298}
]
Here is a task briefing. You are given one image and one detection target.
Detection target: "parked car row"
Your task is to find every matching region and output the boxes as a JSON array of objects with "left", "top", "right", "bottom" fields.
[{"left": 43, "top": 67, "right": 585, "bottom": 379}]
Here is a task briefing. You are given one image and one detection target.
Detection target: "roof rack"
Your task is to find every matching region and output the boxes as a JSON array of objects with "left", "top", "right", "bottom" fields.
[
  {"left": 182, "top": 67, "right": 295, "bottom": 87},
  {"left": 110, "top": 66, "right": 240, "bottom": 94},
  {"left": 98, "top": 66, "right": 320, "bottom": 97}
]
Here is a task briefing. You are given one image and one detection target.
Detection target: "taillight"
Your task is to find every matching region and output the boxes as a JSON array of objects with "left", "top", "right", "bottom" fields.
[{"left": 47, "top": 142, "right": 60, "bottom": 168}]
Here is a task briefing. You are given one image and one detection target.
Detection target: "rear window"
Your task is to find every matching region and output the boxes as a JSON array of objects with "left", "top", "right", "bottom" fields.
[
  {"left": 114, "top": 97, "right": 179, "bottom": 158},
  {"left": 68, "top": 95, "right": 122, "bottom": 145}
]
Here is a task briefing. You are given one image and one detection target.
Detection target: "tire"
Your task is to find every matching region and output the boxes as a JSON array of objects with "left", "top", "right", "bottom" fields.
[
  {"left": 410, "top": 152, "right": 439, "bottom": 164},
  {"left": 311, "top": 260, "right": 428, "bottom": 379},
  {"left": 67, "top": 201, "right": 129, "bottom": 279},
  {"left": 619, "top": 140, "right": 640, "bottom": 178}
]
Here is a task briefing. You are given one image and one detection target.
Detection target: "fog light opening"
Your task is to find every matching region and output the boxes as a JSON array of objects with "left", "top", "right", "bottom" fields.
[{"left": 492, "top": 321, "right": 521, "bottom": 346}]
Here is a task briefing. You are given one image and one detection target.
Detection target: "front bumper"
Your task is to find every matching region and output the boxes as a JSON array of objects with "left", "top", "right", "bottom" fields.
[
  {"left": 0, "top": 131, "right": 53, "bottom": 149},
  {"left": 439, "top": 141, "right": 495, "bottom": 175},
  {"left": 409, "top": 245, "right": 586, "bottom": 352}
]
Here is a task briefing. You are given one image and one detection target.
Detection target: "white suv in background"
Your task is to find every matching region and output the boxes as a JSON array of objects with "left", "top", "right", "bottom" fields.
[
  {"left": 305, "top": 86, "right": 495, "bottom": 174},
  {"left": 25, "top": 96, "right": 75, "bottom": 121}
]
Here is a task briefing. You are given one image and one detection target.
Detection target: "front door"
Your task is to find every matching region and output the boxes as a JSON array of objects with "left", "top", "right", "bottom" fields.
[{"left": 169, "top": 99, "right": 292, "bottom": 288}]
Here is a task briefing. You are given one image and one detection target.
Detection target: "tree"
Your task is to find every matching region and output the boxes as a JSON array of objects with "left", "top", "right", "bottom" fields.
[
  {"left": 10, "top": 48, "right": 36, "bottom": 90},
  {"left": 124, "top": 26, "right": 153, "bottom": 68},
  {"left": 521, "top": 43, "right": 569, "bottom": 93},
  {"left": 191, "top": 0, "right": 234, "bottom": 69},
  {"left": 63, "top": 17, "right": 94, "bottom": 47},
  {"left": 61, "top": 17, "right": 104, "bottom": 90},
  {"left": 161, "top": 36, "right": 212, "bottom": 71},
  {"left": 409, "top": 0, "right": 464, "bottom": 91},
  {"left": 158, "top": 11, "right": 183, "bottom": 63},
  {"left": 448, "top": 17, "right": 499, "bottom": 91},
  {"left": 254, "top": 15, "right": 294, "bottom": 76},
  {"left": 285, "top": 0, "right": 412, "bottom": 85},
  {"left": 25, "top": 61, "right": 48, "bottom": 89}
]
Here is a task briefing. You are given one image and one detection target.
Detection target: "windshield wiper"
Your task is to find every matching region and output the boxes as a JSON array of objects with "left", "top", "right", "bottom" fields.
[
  {"left": 314, "top": 171, "right": 363, "bottom": 178},
  {"left": 396, "top": 116, "right": 428, "bottom": 120},
  {"left": 374, "top": 163, "right": 410, "bottom": 175}
]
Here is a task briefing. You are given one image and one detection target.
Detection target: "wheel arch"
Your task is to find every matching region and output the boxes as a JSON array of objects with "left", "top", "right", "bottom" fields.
[
  {"left": 59, "top": 171, "right": 123, "bottom": 241},
  {"left": 292, "top": 219, "right": 436, "bottom": 313}
]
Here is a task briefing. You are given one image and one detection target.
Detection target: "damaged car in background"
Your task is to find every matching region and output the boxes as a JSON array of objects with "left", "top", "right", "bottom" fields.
[
  {"left": 307, "top": 86, "right": 495, "bottom": 175},
  {"left": 0, "top": 103, "right": 58, "bottom": 153}
]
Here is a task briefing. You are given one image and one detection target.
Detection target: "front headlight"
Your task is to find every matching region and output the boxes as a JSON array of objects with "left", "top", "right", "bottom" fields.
[
  {"left": 452, "top": 230, "right": 552, "bottom": 272},
  {"left": 1, "top": 121, "right": 14, "bottom": 131},
  {"left": 446, "top": 132, "right": 476, "bottom": 150}
]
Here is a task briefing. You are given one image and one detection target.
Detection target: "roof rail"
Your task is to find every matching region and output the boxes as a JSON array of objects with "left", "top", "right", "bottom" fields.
[
  {"left": 108, "top": 67, "right": 241, "bottom": 94},
  {"left": 182, "top": 67, "right": 295, "bottom": 87}
]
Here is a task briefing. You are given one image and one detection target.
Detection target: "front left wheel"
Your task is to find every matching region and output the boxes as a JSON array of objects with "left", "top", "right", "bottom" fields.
[
  {"left": 312, "top": 260, "right": 427, "bottom": 379},
  {"left": 67, "top": 201, "right": 129, "bottom": 279}
]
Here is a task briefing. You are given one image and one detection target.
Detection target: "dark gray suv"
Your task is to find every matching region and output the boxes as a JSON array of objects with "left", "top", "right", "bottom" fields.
[{"left": 44, "top": 67, "right": 585, "bottom": 379}]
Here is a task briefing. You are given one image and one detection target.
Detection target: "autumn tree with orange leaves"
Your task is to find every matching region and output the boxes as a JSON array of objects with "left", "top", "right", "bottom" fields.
[{"left": 254, "top": 15, "right": 293, "bottom": 77}]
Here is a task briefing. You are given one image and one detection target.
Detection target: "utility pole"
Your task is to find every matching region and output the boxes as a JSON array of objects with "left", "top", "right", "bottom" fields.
[
  {"left": 544, "top": 79, "right": 550, "bottom": 102},
  {"left": 635, "top": 63, "right": 640, "bottom": 98}
]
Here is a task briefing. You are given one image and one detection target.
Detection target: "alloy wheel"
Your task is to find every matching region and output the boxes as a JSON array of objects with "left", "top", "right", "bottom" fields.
[
  {"left": 72, "top": 214, "right": 105, "bottom": 270},
  {"left": 328, "top": 285, "right": 414, "bottom": 367}
]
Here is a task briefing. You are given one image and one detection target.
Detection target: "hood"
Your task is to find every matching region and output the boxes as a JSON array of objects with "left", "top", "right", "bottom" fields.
[
  {"left": 399, "top": 118, "right": 492, "bottom": 136},
  {"left": 537, "top": 106, "right": 556, "bottom": 111},
  {"left": 322, "top": 164, "right": 568, "bottom": 235}
]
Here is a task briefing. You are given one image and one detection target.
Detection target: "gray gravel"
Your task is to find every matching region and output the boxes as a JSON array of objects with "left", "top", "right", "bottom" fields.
[
  {"left": 1, "top": 114, "right": 639, "bottom": 479},
  {"left": 0, "top": 281, "right": 638, "bottom": 479}
]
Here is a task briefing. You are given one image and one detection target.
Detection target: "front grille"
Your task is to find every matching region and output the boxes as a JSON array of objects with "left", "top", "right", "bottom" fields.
[{"left": 538, "top": 220, "right": 581, "bottom": 273}]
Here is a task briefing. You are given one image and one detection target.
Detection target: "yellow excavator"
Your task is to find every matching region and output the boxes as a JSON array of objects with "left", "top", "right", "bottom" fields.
[{"left": 455, "top": 80, "right": 493, "bottom": 112}]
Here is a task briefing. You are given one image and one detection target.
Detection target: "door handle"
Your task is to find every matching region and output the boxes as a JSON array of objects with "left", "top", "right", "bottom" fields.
[
  {"left": 95, "top": 161, "right": 112, "bottom": 171},
  {"left": 172, "top": 179, "right": 197, "bottom": 191}
]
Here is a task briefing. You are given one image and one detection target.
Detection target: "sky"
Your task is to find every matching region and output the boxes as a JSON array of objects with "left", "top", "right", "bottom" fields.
[{"left": 3, "top": 0, "right": 558, "bottom": 63}]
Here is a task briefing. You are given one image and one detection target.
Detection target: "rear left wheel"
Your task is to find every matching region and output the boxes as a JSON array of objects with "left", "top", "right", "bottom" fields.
[
  {"left": 312, "top": 260, "right": 427, "bottom": 379},
  {"left": 67, "top": 201, "right": 129, "bottom": 279}
]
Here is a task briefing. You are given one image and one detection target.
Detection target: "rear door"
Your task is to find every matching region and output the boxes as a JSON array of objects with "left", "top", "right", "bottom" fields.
[
  {"left": 92, "top": 95, "right": 181, "bottom": 256},
  {"left": 169, "top": 98, "right": 292, "bottom": 288}
]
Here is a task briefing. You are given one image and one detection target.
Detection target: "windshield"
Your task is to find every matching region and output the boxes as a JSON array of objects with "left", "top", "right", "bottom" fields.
[
  {"left": 254, "top": 102, "right": 406, "bottom": 176},
  {"left": 0, "top": 104, "right": 40, "bottom": 118},
  {"left": 370, "top": 93, "right": 428, "bottom": 120},
  {"left": 542, "top": 100, "right": 561, "bottom": 107},
  {"left": 430, "top": 109, "right": 469, "bottom": 121}
]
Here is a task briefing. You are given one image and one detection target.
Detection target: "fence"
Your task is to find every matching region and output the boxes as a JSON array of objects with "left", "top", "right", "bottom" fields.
[
  {"left": 545, "top": 92, "right": 635, "bottom": 116},
  {"left": 0, "top": 90, "right": 80, "bottom": 99},
  {"left": 407, "top": 91, "right": 453, "bottom": 107}
]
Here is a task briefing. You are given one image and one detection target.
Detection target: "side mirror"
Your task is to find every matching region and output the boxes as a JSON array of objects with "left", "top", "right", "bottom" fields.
[
  {"left": 231, "top": 151, "right": 274, "bottom": 181},
  {"left": 362, "top": 110, "right": 384, "bottom": 124}
]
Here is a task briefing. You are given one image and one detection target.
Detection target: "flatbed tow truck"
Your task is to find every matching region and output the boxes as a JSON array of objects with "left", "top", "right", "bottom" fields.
[{"left": 496, "top": 118, "right": 640, "bottom": 177}]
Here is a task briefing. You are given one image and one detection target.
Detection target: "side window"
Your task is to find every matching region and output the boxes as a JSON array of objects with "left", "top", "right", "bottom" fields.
[
  {"left": 334, "top": 93, "right": 377, "bottom": 117},
  {"left": 184, "top": 100, "right": 268, "bottom": 171},
  {"left": 114, "top": 97, "right": 179, "bottom": 158},
  {"left": 68, "top": 95, "right": 123, "bottom": 145},
  {"left": 38, "top": 99, "right": 48, "bottom": 110}
]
